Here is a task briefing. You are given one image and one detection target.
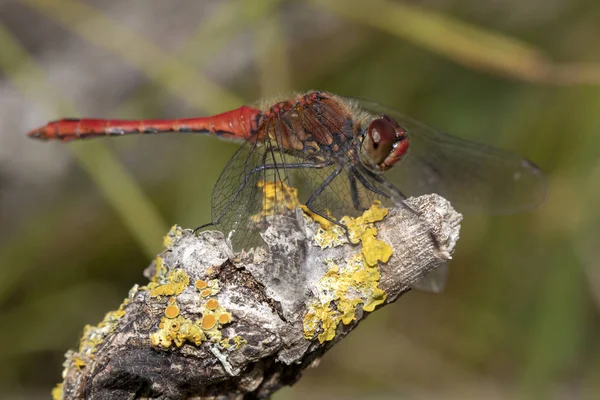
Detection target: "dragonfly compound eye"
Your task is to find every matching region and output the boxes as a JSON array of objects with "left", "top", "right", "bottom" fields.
[{"left": 362, "top": 118, "right": 397, "bottom": 168}]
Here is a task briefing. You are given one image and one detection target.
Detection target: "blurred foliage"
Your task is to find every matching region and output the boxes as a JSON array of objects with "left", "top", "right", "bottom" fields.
[{"left": 0, "top": 0, "right": 599, "bottom": 398}]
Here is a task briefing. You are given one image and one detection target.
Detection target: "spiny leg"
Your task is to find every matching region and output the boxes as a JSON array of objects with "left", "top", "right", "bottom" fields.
[
  {"left": 356, "top": 164, "right": 420, "bottom": 217},
  {"left": 351, "top": 166, "right": 390, "bottom": 199},
  {"left": 303, "top": 165, "right": 348, "bottom": 231},
  {"left": 348, "top": 173, "right": 363, "bottom": 212}
]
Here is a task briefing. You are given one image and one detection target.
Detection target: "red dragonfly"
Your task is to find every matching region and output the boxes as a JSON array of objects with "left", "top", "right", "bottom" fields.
[{"left": 28, "top": 91, "right": 546, "bottom": 255}]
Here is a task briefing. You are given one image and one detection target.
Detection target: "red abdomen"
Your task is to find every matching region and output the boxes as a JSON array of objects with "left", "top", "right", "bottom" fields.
[{"left": 27, "top": 106, "right": 263, "bottom": 142}]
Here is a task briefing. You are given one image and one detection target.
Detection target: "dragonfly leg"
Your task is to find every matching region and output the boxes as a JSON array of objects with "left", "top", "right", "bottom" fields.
[
  {"left": 304, "top": 166, "right": 348, "bottom": 231},
  {"left": 193, "top": 222, "right": 215, "bottom": 233},
  {"left": 352, "top": 166, "right": 392, "bottom": 198},
  {"left": 348, "top": 173, "right": 364, "bottom": 212},
  {"left": 356, "top": 164, "right": 420, "bottom": 217}
]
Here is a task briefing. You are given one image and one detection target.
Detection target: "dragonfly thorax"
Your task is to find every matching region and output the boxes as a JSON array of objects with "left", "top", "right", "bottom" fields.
[{"left": 360, "top": 115, "right": 410, "bottom": 171}]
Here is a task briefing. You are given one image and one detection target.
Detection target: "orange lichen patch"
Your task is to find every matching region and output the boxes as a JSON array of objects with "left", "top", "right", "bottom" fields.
[
  {"left": 201, "top": 314, "right": 217, "bottom": 330},
  {"left": 163, "top": 224, "right": 184, "bottom": 249},
  {"left": 218, "top": 312, "right": 232, "bottom": 324},
  {"left": 151, "top": 297, "right": 235, "bottom": 349},
  {"left": 191, "top": 297, "right": 234, "bottom": 344},
  {"left": 149, "top": 269, "right": 190, "bottom": 298},
  {"left": 205, "top": 298, "right": 219, "bottom": 310},
  {"left": 195, "top": 279, "right": 208, "bottom": 290},
  {"left": 195, "top": 278, "right": 220, "bottom": 298},
  {"left": 164, "top": 304, "right": 180, "bottom": 319}
]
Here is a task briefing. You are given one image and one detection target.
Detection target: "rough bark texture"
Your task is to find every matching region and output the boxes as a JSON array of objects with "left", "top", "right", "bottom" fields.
[{"left": 55, "top": 194, "right": 462, "bottom": 400}]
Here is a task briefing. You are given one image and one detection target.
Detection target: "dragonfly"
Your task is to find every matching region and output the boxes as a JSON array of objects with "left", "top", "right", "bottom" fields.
[{"left": 28, "top": 91, "right": 546, "bottom": 289}]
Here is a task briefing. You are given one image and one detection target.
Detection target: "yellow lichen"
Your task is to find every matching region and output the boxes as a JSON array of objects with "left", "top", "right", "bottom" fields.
[
  {"left": 144, "top": 256, "right": 169, "bottom": 292},
  {"left": 196, "top": 279, "right": 220, "bottom": 298},
  {"left": 150, "top": 285, "right": 234, "bottom": 350},
  {"left": 250, "top": 180, "right": 300, "bottom": 224},
  {"left": 153, "top": 256, "right": 166, "bottom": 280},
  {"left": 168, "top": 319, "right": 181, "bottom": 331},
  {"left": 313, "top": 223, "right": 347, "bottom": 248},
  {"left": 163, "top": 224, "right": 184, "bottom": 248},
  {"left": 198, "top": 296, "right": 234, "bottom": 343},
  {"left": 261, "top": 180, "right": 299, "bottom": 213},
  {"left": 303, "top": 202, "right": 391, "bottom": 343},
  {"left": 78, "top": 301, "right": 128, "bottom": 357},
  {"left": 300, "top": 205, "right": 335, "bottom": 230},
  {"left": 232, "top": 335, "right": 247, "bottom": 348},
  {"left": 304, "top": 254, "right": 387, "bottom": 343},
  {"left": 149, "top": 269, "right": 190, "bottom": 298},
  {"left": 53, "top": 298, "right": 130, "bottom": 397},
  {"left": 51, "top": 383, "right": 63, "bottom": 400},
  {"left": 72, "top": 356, "right": 86, "bottom": 370},
  {"left": 149, "top": 306, "right": 234, "bottom": 348},
  {"left": 220, "top": 335, "right": 247, "bottom": 350},
  {"left": 340, "top": 201, "right": 392, "bottom": 266},
  {"left": 150, "top": 315, "right": 203, "bottom": 348}
]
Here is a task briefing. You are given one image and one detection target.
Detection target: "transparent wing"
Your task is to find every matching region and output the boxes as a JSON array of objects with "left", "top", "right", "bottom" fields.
[
  {"left": 412, "top": 264, "right": 449, "bottom": 293},
  {"left": 210, "top": 139, "right": 275, "bottom": 251},
  {"left": 355, "top": 99, "right": 547, "bottom": 214}
]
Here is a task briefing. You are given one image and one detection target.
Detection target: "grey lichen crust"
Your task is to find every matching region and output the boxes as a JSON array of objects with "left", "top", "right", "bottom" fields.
[{"left": 55, "top": 194, "right": 462, "bottom": 400}]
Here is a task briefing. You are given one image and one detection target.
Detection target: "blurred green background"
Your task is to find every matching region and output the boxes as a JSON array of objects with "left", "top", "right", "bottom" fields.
[{"left": 1, "top": 0, "right": 599, "bottom": 398}]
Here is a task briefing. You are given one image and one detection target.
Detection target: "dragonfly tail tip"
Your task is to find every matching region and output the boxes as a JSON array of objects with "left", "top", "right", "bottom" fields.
[{"left": 26, "top": 126, "right": 48, "bottom": 140}]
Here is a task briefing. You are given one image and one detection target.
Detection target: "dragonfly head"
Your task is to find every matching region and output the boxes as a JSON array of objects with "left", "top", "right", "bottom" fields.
[{"left": 361, "top": 115, "right": 409, "bottom": 171}]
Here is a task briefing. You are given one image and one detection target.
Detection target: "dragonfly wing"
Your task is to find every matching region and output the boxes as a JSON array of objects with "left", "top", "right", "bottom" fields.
[
  {"left": 210, "top": 136, "right": 306, "bottom": 252},
  {"left": 210, "top": 140, "right": 267, "bottom": 251},
  {"left": 411, "top": 263, "right": 449, "bottom": 293},
  {"left": 355, "top": 99, "right": 547, "bottom": 214}
]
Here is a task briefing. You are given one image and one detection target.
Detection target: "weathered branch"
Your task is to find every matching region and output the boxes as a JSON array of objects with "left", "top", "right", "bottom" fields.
[{"left": 54, "top": 194, "right": 461, "bottom": 400}]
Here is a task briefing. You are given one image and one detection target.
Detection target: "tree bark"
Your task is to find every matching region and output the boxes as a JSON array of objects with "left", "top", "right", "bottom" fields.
[{"left": 55, "top": 194, "right": 462, "bottom": 400}]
